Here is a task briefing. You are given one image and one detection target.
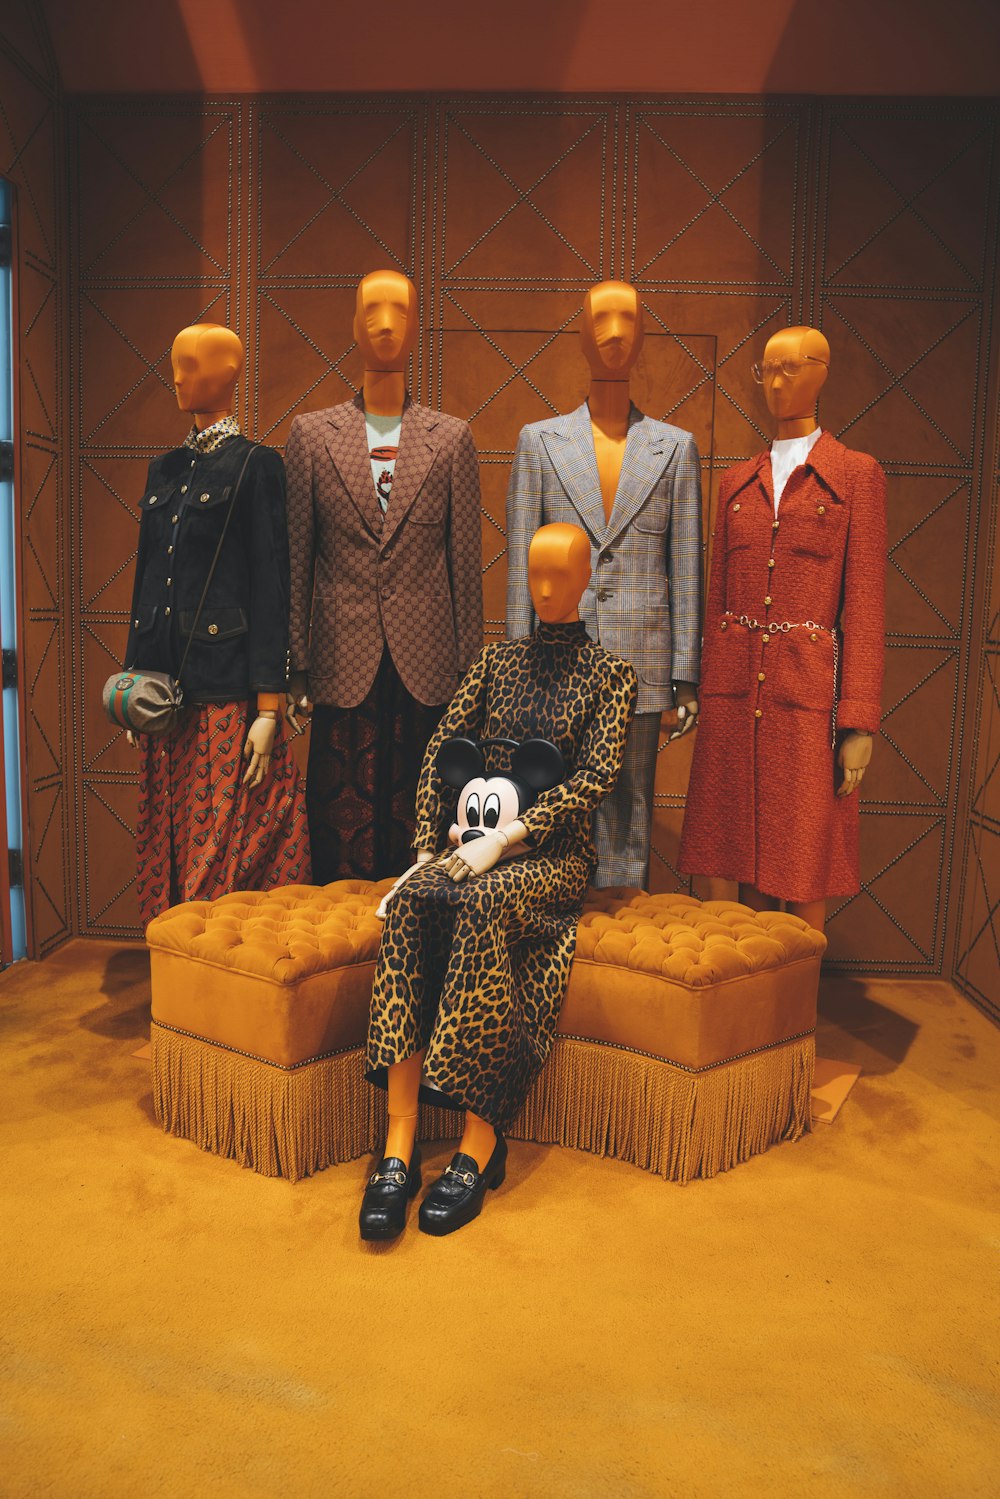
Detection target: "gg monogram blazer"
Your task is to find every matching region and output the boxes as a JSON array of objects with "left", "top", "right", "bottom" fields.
[
  {"left": 506, "top": 403, "right": 702, "bottom": 715},
  {"left": 285, "top": 394, "right": 483, "bottom": 708}
]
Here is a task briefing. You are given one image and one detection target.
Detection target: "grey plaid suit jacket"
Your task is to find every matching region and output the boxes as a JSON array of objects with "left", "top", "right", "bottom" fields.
[{"left": 505, "top": 403, "right": 702, "bottom": 715}]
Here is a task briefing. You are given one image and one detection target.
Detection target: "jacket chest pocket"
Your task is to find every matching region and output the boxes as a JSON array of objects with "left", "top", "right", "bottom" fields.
[
  {"left": 185, "top": 483, "right": 233, "bottom": 515},
  {"left": 724, "top": 498, "right": 755, "bottom": 554},
  {"left": 633, "top": 494, "right": 670, "bottom": 536},
  {"left": 179, "top": 606, "right": 247, "bottom": 643},
  {"left": 786, "top": 497, "right": 845, "bottom": 560}
]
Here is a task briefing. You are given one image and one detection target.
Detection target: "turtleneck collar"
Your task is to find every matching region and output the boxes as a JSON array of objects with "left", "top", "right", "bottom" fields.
[{"left": 534, "top": 619, "right": 588, "bottom": 645}]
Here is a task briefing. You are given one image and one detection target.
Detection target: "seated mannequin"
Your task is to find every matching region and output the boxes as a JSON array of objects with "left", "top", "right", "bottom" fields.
[{"left": 359, "top": 522, "right": 637, "bottom": 1240}]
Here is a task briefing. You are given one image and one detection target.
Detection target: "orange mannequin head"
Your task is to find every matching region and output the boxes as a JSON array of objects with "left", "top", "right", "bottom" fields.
[
  {"left": 757, "top": 325, "right": 830, "bottom": 438},
  {"left": 581, "top": 281, "right": 644, "bottom": 382},
  {"left": 353, "top": 269, "right": 418, "bottom": 372},
  {"left": 171, "top": 323, "right": 244, "bottom": 430},
  {"left": 528, "top": 523, "right": 592, "bottom": 623}
]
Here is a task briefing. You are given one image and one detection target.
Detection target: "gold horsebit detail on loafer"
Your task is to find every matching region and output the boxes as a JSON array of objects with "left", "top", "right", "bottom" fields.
[
  {"left": 444, "top": 1167, "right": 477, "bottom": 1187},
  {"left": 369, "top": 1169, "right": 407, "bottom": 1186}
]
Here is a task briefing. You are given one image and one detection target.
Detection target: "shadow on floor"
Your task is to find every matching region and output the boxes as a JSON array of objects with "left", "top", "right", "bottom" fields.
[
  {"left": 78, "top": 947, "right": 152, "bottom": 1044},
  {"left": 817, "top": 974, "right": 919, "bottom": 1075}
]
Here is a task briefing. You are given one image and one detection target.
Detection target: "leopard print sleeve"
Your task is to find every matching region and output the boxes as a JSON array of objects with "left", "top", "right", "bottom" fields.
[
  {"left": 520, "top": 652, "right": 638, "bottom": 849},
  {"left": 412, "top": 644, "right": 494, "bottom": 853}
]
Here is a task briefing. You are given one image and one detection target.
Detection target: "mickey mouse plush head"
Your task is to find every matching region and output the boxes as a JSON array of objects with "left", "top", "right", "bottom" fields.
[{"left": 436, "top": 736, "right": 567, "bottom": 858}]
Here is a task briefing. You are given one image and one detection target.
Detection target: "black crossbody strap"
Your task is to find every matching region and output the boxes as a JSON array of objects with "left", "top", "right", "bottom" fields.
[{"left": 175, "top": 442, "right": 258, "bottom": 689}]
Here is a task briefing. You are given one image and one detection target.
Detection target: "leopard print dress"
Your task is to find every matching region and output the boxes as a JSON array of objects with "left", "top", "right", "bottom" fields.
[{"left": 367, "top": 620, "right": 638, "bottom": 1129}]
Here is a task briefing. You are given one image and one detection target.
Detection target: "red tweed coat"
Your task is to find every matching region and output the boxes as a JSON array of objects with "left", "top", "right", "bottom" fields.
[{"left": 679, "top": 432, "right": 886, "bottom": 902}]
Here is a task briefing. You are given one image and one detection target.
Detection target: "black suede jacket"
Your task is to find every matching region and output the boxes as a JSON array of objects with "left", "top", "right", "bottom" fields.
[{"left": 124, "top": 437, "right": 289, "bottom": 703}]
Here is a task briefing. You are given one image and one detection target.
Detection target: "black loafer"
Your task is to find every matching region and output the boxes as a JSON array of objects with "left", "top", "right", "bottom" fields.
[
  {"left": 359, "top": 1144, "right": 422, "bottom": 1241},
  {"left": 418, "top": 1134, "right": 507, "bottom": 1237}
]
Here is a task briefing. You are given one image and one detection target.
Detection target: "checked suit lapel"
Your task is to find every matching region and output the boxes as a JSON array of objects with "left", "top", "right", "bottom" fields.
[
  {"left": 604, "top": 410, "right": 677, "bottom": 547},
  {"left": 540, "top": 403, "right": 607, "bottom": 542},
  {"left": 325, "top": 396, "right": 383, "bottom": 539},
  {"left": 380, "top": 401, "right": 438, "bottom": 545}
]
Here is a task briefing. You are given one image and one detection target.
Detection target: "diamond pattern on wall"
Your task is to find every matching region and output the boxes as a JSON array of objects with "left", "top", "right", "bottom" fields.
[
  {"left": 632, "top": 108, "right": 800, "bottom": 286},
  {"left": 77, "top": 111, "right": 233, "bottom": 280},
  {"left": 441, "top": 107, "right": 609, "bottom": 283},
  {"left": 258, "top": 106, "right": 419, "bottom": 279},
  {"left": 824, "top": 113, "right": 992, "bottom": 291}
]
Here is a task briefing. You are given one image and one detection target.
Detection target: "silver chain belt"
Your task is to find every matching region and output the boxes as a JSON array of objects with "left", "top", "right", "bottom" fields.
[{"left": 722, "top": 612, "right": 840, "bottom": 748}]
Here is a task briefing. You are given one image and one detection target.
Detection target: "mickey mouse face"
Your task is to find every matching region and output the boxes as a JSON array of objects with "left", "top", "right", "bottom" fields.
[
  {"left": 436, "top": 734, "right": 568, "bottom": 853},
  {"left": 453, "top": 774, "right": 525, "bottom": 845}
]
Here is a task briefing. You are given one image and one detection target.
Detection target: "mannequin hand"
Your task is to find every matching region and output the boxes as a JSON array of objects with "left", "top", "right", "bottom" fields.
[
  {"left": 837, "top": 730, "right": 873, "bottom": 798},
  {"left": 285, "top": 671, "right": 312, "bottom": 735},
  {"left": 242, "top": 716, "right": 278, "bottom": 789},
  {"left": 439, "top": 830, "right": 507, "bottom": 883},
  {"left": 126, "top": 730, "right": 138, "bottom": 749},
  {"left": 667, "top": 682, "right": 699, "bottom": 742},
  {"left": 376, "top": 854, "right": 433, "bottom": 919}
]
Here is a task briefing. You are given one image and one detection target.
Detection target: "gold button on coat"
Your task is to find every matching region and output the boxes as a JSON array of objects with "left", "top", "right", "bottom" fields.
[
  {"left": 810, "top": 632, "right": 818, "bottom": 642},
  {"left": 758, "top": 672, "right": 765, "bottom": 682},
  {"left": 720, "top": 620, "right": 728, "bottom": 631},
  {"left": 171, "top": 514, "right": 179, "bottom": 523},
  {"left": 817, "top": 504, "right": 826, "bottom": 515},
  {"left": 762, "top": 633, "right": 770, "bottom": 644},
  {"left": 764, "top": 595, "right": 772, "bottom": 605},
  {"left": 768, "top": 558, "right": 775, "bottom": 568},
  {"left": 208, "top": 624, "right": 218, "bottom": 636},
  {"left": 733, "top": 502, "right": 741, "bottom": 512},
  {"left": 754, "top": 708, "right": 762, "bottom": 719},
  {"left": 200, "top": 493, "right": 210, "bottom": 503}
]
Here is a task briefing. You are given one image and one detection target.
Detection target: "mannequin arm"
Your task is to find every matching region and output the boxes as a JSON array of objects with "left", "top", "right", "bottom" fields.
[
  {"left": 668, "top": 434, "right": 703, "bottom": 686},
  {"left": 449, "top": 423, "right": 484, "bottom": 671},
  {"left": 837, "top": 729, "right": 873, "bottom": 798},
  {"left": 284, "top": 416, "right": 316, "bottom": 679},
  {"left": 285, "top": 670, "right": 312, "bottom": 733},
  {"left": 519, "top": 658, "right": 637, "bottom": 848},
  {"left": 505, "top": 428, "right": 544, "bottom": 640},
  {"left": 837, "top": 460, "right": 887, "bottom": 733},
  {"left": 668, "top": 680, "right": 699, "bottom": 740}
]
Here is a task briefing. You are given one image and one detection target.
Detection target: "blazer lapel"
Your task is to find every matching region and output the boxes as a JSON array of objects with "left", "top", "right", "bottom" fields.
[
  {"left": 604, "top": 409, "right": 677, "bottom": 546},
  {"left": 325, "top": 395, "right": 383, "bottom": 539},
  {"left": 539, "top": 404, "right": 607, "bottom": 542},
  {"left": 380, "top": 400, "right": 438, "bottom": 544}
]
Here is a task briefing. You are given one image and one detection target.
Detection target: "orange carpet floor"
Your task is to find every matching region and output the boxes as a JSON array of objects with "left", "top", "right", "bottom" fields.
[{"left": 1, "top": 940, "right": 998, "bottom": 1498}]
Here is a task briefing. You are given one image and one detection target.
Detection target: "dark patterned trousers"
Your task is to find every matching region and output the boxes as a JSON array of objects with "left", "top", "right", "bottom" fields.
[{"left": 306, "top": 652, "right": 445, "bottom": 884}]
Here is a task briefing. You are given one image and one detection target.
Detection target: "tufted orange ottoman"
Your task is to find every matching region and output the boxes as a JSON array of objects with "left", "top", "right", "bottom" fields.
[{"left": 148, "top": 882, "right": 825, "bottom": 1183}]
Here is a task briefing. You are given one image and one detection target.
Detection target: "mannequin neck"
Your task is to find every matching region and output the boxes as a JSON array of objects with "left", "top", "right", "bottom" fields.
[
  {"left": 587, "top": 379, "right": 631, "bottom": 436},
  {"left": 363, "top": 369, "right": 406, "bottom": 418},
  {"left": 774, "top": 414, "right": 819, "bottom": 441},
  {"left": 194, "top": 407, "right": 233, "bottom": 432}
]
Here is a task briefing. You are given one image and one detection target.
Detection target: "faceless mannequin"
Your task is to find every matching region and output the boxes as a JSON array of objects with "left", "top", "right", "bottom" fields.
[
  {"left": 375, "top": 523, "right": 593, "bottom": 1175},
  {"left": 581, "top": 282, "right": 698, "bottom": 736},
  {"left": 680, "top": 322, "right": 886, "bottom": 933},
  {"left": 287, "top": 271, "right": 419, "bottom": 723},
  {"left": 126, "top": 323, "right": 281, "bottom": 789},
  {"left": 746, "top": 326, "right": 873, "bottom": 932}
]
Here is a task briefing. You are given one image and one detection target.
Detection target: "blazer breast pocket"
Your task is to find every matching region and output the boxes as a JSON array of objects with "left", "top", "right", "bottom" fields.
[{"left": 633, "top": 494, "right": 670, "bottom": 535}]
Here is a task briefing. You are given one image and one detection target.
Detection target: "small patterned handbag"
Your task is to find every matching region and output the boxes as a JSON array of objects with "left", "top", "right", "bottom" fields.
[{"left": 102, "top": 444, "right": 257, "bottom": 737}]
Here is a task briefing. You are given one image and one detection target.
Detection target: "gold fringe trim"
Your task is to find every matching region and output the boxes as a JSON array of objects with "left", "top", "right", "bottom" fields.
[
  {"left": 151, "top": 1025, "right": 813, "bottom": 1184},
  {"left": 510, "top": 1034, "right": 815, "bottom": 1183},
  {"left": 151, "top": 1024, "right": 460, "bottom": 1181}
]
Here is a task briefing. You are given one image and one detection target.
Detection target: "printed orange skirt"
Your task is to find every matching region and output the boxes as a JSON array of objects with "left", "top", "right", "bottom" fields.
[{"left": 136, "top": 701, "right": 311, "bottom": 928}]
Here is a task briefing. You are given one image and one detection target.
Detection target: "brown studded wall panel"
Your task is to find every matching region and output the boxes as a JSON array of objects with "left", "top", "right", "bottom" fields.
[{"left": 66, "top": 93, "right": 1000, "bottom": 1001}]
